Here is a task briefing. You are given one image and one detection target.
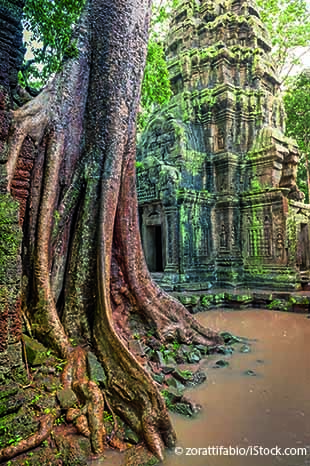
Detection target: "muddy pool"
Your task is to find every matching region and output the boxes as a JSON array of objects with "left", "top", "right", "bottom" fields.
[
  {"left": 90, "top": 309, "right": 310, "bottom": 466},
  {"left": 165, "top": 309, "right": 310, "bottom": 466}
]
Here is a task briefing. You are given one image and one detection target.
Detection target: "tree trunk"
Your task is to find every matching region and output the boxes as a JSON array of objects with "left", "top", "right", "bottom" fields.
[
  {"left": 2, "top": 0, "right": 221, "bottom": 461},
  {"left": 305, "top": 147, "right": 310, "bottom": 204}
]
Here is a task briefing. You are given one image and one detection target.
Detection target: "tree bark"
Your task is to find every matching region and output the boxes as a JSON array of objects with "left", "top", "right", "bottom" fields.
[
  {"left": 2, "top": 0, "right": 221, "bottom": 461},
  {"left": 305, "top": 147, "right": 310, "bottom": 204}
]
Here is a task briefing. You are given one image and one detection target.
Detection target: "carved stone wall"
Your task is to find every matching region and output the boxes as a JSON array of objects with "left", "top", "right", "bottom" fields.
[
  {"left": 0, "top": 0, "right": 25, "bottom": 382},
  {"left": 137, "top": 0, "right": 309, "bottom": 290}
]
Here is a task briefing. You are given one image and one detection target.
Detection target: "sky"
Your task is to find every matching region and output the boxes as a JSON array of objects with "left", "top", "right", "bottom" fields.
[{"left": 24, "top": 1, "right": 310, "bottom": 76}]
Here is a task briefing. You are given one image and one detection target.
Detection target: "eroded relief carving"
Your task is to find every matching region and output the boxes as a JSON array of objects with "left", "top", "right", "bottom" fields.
[
  {"left": 136, "top": 0, "right": 309, "bottom": 289},
  {"left": 220, "top": 224, "right": 227, "bottom": 249}
]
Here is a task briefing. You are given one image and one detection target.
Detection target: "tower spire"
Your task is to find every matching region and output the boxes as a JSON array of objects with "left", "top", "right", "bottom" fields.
[{"left": 136, "top": 0, "right": 307, "bottom": 291}]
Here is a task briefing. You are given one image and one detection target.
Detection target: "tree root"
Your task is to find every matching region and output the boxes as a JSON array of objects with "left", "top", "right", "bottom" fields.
[
  {"left": 102, "top": 390, "right": 118, "bottom": 442},
  {"left": 62, "top": 347, "right": 106, "bottom": 455},
  {"left": 6, "top": 7, "right": 91, "bottom": 358},
  {"left": 3, "top": 0, "right": 222, "bottom": 462},
  {"left": 115, "top": 152, "right": 223, "bottom": 349},
  {"left": 0, "top": 414, "right": 54, "bottom": 463},
  {"left": 94, "top": 304, "right": 177, "bottom": 461},
  {"left": 61, "top": 345, "right": 175, "bottom": 460}
]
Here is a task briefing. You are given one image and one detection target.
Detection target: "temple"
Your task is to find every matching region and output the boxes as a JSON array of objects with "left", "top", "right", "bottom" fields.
[{"left": 137, "top": 0, "right": 310, "bottom": 291}]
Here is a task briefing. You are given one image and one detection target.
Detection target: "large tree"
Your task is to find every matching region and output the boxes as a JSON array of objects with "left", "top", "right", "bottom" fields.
[
  {"left": 284, "top": 71, "right": 310, "bottom": 202},
  {"left": 0, "top": 0, "right": 220, "bottom": 461},
  {"left": 256, "top": 0, "right": 310, "bottom": 83}
]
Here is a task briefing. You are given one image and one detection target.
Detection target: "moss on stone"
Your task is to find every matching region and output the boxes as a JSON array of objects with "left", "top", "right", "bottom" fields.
[{"left": 201, "top": 295, "right": 213, "bottom": 308}]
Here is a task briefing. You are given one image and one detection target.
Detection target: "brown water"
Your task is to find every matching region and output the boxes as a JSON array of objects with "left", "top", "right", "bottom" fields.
[{"left": 165, "top": 309, "right": 310, "bottom": 466}]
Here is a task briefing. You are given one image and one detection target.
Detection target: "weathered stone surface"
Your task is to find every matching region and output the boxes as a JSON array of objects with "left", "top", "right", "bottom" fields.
[
  {"left": 167, "top": 377, "right": 185, "bottom": 392},
  {"left": 0, "top": 383, "right": 24, "bottom": 416},
  {"left": 0, "top": 1, "right": 26, "bottom": 96},
  {"left": 128, "top": 339, "right": 145, "bottom": 356},
  {"left": 214, "top": 360, "right": 229, "bottom": 368},
  {"left": 0, "top": 382, "right": 18, "bottom": 400},
  {"left": 57, "top": 388, "right": 78, "bottom": 409},
  {"left": 185, "top": 370, "right": 207, "bottom": 387},
  {"left": 23, "top": 334, "right": 48, "bottom": 366},
  {"left": 0, "top": 0, "right": 25, "bottom": 384},
  {"left": 0, "top": 341, "right": 25, "bottom": 384},
  {"left": 195, "top": 344, "right": 208, "bottom": 355},
  {"left": 215, "top": 345, "right": 234, "bottom": 355},
  {"left": 186, "top": 349, "right": 201, "bottom": 364},
  {"left": 152, "top": 373, "right": 165, "bottom": 384},
  {"left": 220, "top": 332, "right": 243, "bottom": 345},
  {"left": 124, "top": 444, "right": 159, "bottom": 466},
  {"left": 165, "top": 355, "right": 177, "bottom": 366},
  {"left": 154, "top": 350, "right": 166, "bottom": 367},
  {"left": 137, "top": 0, "right": 310, "bottom": 292},
  {"left": 172, "top": 368, "right": 193, "bottom": 384},
  {"left": 87, "top": 351, "right": 107, "bottom": 386},
  {"left": 240, "top": 344, "right": 251, "bottom": 353},
  {"left": 163, "top": 387, "right": 183, "bottom": 404},
  {"left": 53, "top": 431, "right": 91, "bottom": 465},
  {"left": 124, "top": 426, "right": 140, "bottom": 445},
  {"left": 172, "top": 402, "right": 196, "bottom": 417},
  {"left": 161, "top": 365, "right": 175, "bottom": 375}
]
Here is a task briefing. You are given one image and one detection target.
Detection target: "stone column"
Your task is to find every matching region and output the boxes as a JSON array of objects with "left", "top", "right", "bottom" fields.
[{"left": 163, "top": 206, "right": 179, "bottom": 273}]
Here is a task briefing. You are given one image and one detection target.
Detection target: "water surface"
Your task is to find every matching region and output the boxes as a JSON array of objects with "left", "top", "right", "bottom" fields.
[{"left": 165, "top": 309, "right": 310, "bottom": 466}]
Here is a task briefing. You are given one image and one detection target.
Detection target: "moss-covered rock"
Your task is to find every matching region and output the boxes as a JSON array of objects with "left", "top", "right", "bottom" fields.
[{"left": 23, "top": 335, "right": 49, "bottom": 367}]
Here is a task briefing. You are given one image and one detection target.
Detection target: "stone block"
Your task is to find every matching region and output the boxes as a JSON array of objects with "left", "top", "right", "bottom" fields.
[
  {"left": 57, "top": 388, "right": 78, "bottom": 409},
  {"left": 87, "top": 351, "right": 107, "bottom": 386},
  {"left": 23, "top": 334, "right": 48, "bottom": 366}
]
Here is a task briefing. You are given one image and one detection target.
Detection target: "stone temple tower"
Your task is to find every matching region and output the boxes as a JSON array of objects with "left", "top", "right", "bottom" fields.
[{"left": 137, "top": 0, "right": 310, "bottom": 291}]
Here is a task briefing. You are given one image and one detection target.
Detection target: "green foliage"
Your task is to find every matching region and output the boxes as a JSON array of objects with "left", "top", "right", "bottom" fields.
[
  {"left": 7, "top": 435, "right": 23, "bottom": 445},
  {"left": 158, "top": 341, "right": 180, "bottom": 361},
  {"left": 138, "top": 1, "right": 182, "bottom": 131},
  {"left": 172, "top": 341, "right": 180, "bottom": 351},
  {"left": 256, "top": 0, "right": 310, "bottom": 81},
  {"left": 284, "top": 72, "right": 310, "bottom": 201},
  {"left": 22, "top": 0, "right": 177, "bottom": 126},
  {"left": 54, "top": 415, "right": 65, "bottom": 426},
  {"left": 22, "top": 0, "right": 86, "bottom": 87},
  {"left": 160, "top": 389, "right": 174, "bottom": 410},
  {"left": 178, "top": 369, "right": 193, "bottom": 380},
  {"left": 30, "top": 393, "right": 42, "bottom": 404},
  {"left": 0, "top": 195, "right": 21, "bottom": 282},
  {"left": 103, "top": 411, "right": 113, "bottom": 423},
  {"left": 138, "top": 38, "right": 172, "bottom": 130},
  {"left": 44, "top": 407, "right": 57, "bottom": 416}
]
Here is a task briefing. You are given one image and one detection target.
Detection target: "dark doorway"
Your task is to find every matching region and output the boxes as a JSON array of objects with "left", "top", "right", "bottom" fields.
[
  {"left": 298, "top": 223, "right": 310, "bottom": 271},
  {"left": 154, "top": 225, "right": 163, "bottom": 272},
  {"left": 145, "top": 225, "right": 164, "bottom": 272}
]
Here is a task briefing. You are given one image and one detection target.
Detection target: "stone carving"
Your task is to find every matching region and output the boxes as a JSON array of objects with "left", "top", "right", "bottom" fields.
[
  {"left": 137, "top": 0, "right": 310, "bottom": 290},
  {"left": 216, "top": 126, "right": 225, "bottom": 151},
  {"left": 263, "top": 216, "right": 271, "bottom": 257},
  {"left": 231, "top": 224, "right": 237, "bottom": 248},
  {"left": 220, "top": 224, "right": 227, "bottom": 249},
  {"left": 137, "top": 171, "right": 157, "bottom": 203},
  {"left": 276, "top": 231, "right": 285, "bottom": 262}
]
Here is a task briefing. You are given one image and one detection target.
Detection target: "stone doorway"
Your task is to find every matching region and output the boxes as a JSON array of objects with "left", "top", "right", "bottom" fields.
[
  {"left": 144, "top": 224, "right": 164, "bottom": 272},
  {"left": 298, "top": 223, "right": 310, "bottom": 271}
]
